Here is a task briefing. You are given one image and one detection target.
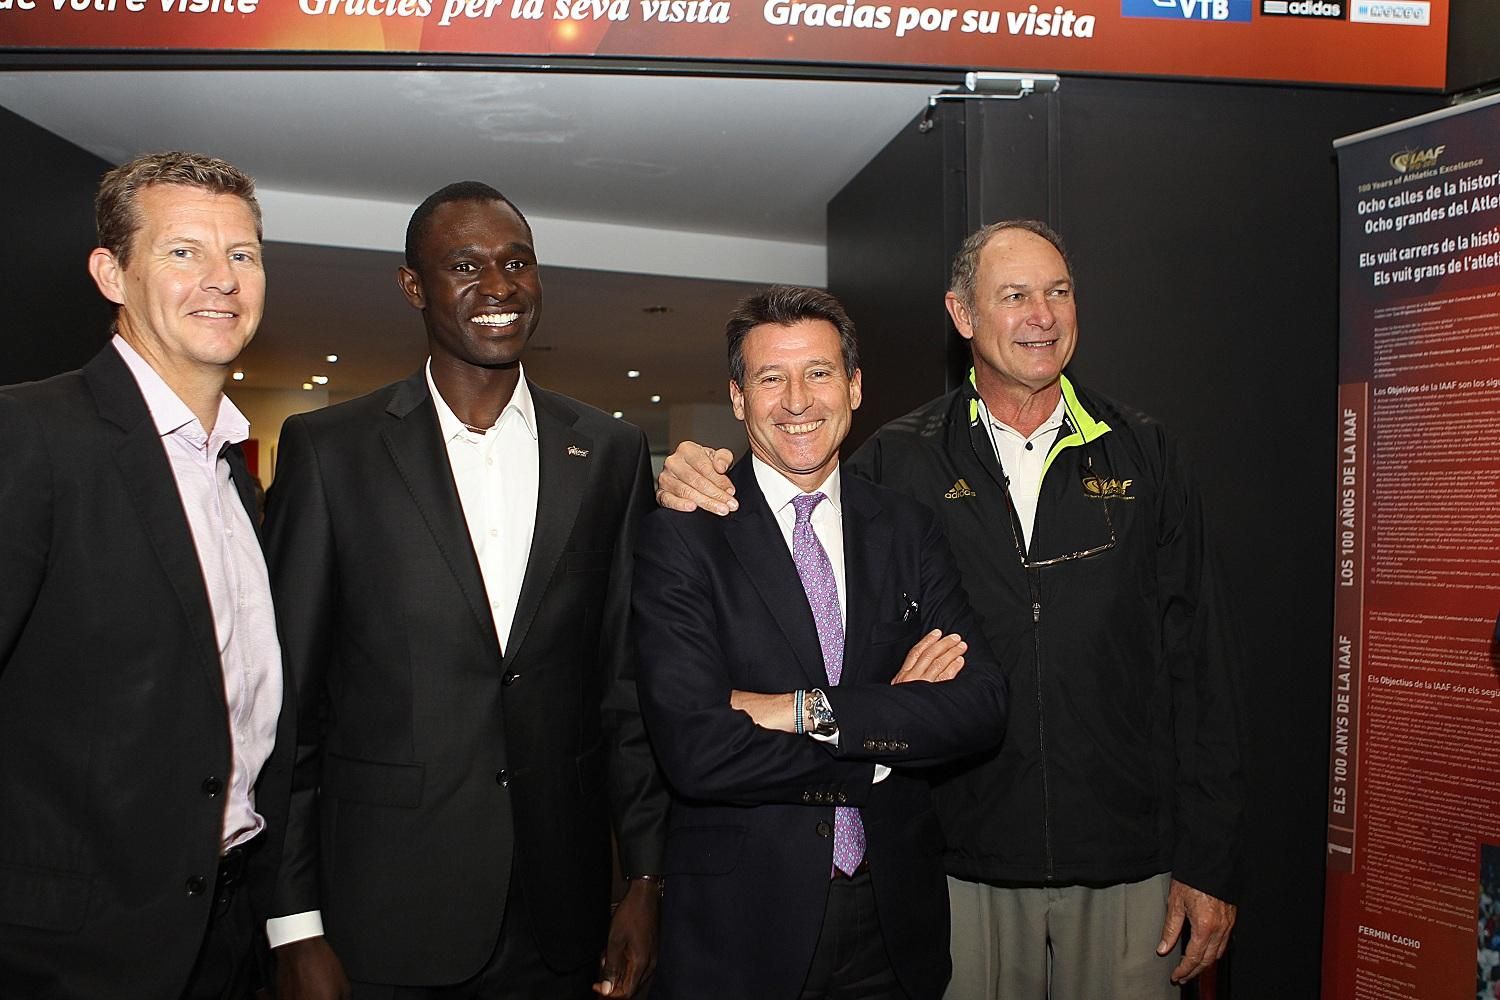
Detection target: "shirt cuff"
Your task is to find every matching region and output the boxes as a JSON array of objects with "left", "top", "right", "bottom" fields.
[
  {"left": 266, "top": 910, "right": 325, "bottom": 949},
  {"left": 809, "top": 727, "right": 840, "bottom": 752}
]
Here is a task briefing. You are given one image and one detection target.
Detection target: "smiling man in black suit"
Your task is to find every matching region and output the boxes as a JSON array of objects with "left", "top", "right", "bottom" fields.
[
  {"left": 263, "top": 181, "right": 667, "bottom": 1000},
  {"left": 633, "top": 286, "right": 1009, "bottom": 1000}
]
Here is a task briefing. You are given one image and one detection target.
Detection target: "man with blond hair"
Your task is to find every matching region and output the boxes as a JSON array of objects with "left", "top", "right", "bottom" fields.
[{"left": 0, "top": 151, "right": 288, "bottom": 1000}]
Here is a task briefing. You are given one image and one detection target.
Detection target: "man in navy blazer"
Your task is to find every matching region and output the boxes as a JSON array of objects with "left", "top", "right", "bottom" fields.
[
  {"left": 0, "top": 151, "right": 289, "bottom": 1000},
  {"left": 633, "top": 286, "right": 1009, "bottom": 1000}
]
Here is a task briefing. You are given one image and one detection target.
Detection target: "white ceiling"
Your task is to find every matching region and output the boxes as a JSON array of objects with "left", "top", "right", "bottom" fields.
[{"left": 0, "top": 69, "right": 943, "bottom": 445}]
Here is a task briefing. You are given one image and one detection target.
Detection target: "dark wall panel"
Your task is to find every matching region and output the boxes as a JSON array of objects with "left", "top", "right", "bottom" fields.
[
  {"left": 829, "top": 101, "right": 966, "bottom": 448},
  {"left": 0, "top": 105, "right": 112, "bottom": 385},
  {"left": 1047, "top": 78, "right": 1441, "bottom": 997},
  {"left": 1447, "top": 0, "right": 1500, "bottom": 93}
]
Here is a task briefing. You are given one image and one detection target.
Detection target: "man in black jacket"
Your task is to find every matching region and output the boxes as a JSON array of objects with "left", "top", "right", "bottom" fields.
[
  {"left": 0, "top": 151, "right": 288, "bottom": 1000},
  {"left": 656, "top": 221, "right": 1245, "bottom": 999}
]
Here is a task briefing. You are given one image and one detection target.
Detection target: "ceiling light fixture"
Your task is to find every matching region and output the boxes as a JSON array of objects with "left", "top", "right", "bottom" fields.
[
  {"left": 627, "top": 370, "right": 641, "bottom": 379},
  {"left": 650, "top": 395, "right": 662, "bottom": 404},
  {"left": 311, "top": 375, "right": 330, "bottom": 385},
  {"left": 325, "top": 354, "right": 339, "bottom": 363},
  {"left": 231, "top": 371, "right": 245, "bottom": 381},
  {"left": 612, "top": 410, "right": 624, "bottom": 419},
  {"left": 302, "top": 382, "right": 314, "bottom": 391}
]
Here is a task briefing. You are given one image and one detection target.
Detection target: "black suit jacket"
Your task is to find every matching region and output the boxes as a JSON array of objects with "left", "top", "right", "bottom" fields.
[
  {"left": 633, "top": 459, "right": 1009, "bottom": 1000},
  {"left": 0, "top": 345, "right": 292, "bottom": 1000},
  {"left": 263, "top": 370, "right": 668, "bottom": 985}
]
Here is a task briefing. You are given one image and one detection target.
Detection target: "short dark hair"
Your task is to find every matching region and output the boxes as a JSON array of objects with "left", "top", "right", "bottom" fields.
[
  {"left": 725, "top": 285, "right": 860, "bottom": 387},
  {"left": 405, "top": 181, "right": 531, "bottom": 272},
  {"left": 96, "top": 151, "right": 261, "bottom": 269},
  {"left": 950, "top": 219, "right": 1074, "bottom": 310}
]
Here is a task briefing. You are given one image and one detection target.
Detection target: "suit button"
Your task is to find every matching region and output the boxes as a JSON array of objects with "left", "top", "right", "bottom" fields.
[
  {"left": 503, "top": 671, "right": 520, "bottom": 686},
  {"left": 815, "top": 822, "right": 832, "bottom": 838},
  {"left": 201, "top": 777, "right": 223, "bottom": 798},
  {"left": 495, "top": 769, "right": 509, "bottom": 787},
  {"left": 185, "top": 875, "right": 207, "bottom": 896}
]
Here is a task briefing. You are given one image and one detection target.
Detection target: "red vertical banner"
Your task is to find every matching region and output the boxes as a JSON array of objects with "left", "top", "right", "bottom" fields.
[{"left": 1327, "top": 94, "right": 1500, "bottom": 1000}]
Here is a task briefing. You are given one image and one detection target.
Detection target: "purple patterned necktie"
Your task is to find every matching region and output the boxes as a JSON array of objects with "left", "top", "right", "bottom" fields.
[{"left": 791, "top": 492, "right": 866, "bottom": 877}]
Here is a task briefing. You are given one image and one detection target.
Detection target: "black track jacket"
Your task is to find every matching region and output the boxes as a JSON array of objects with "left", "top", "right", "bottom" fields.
[{"left": 847, "top": 374, "right": 1245, "bottom": 902}]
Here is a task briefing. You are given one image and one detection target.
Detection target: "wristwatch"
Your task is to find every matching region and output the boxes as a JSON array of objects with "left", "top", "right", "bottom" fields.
[{"left": 805, "top": 688, "right": 838, "bottom": 738}]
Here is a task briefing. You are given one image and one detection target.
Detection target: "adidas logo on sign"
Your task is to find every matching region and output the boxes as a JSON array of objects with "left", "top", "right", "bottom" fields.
[{"left": 944, "top": 478, "right": 977, "bottom": 500}]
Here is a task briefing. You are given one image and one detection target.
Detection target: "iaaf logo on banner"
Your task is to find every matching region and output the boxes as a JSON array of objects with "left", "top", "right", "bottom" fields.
[
  {"left": 1260, "top": 0, "right": 1344, "bottom": 17},
  {"left": 1389, "top": 145, "right": 1445, "bottom": 173},
  {"left": 1121, "top": 0, "right": 1250, "bottom": 21}
]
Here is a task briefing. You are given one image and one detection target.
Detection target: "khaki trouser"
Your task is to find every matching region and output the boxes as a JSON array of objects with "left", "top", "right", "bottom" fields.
[{"left": 944, "top": 872, "right": 1179, "bottom": 1000}]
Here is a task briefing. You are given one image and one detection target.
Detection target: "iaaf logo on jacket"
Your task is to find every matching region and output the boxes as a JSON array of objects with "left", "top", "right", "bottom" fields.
[
  {"left": 1390, "top": 145, "right": 1445, "bottom": 173},
  {"left": 1081, "top": 474, "right": 1135, "bottom": 500}
]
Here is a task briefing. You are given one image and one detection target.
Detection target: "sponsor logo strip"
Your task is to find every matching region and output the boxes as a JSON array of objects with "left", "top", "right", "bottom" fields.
[
  {"left": 1260, "top": 0, "right": 1345, "bottom": 18},
  {"left": 1121, "top": 0, "right": 1252, "bottom": 21},
  {"left": 1349, "top": 0, "right": 1429, "bottom": 23}
]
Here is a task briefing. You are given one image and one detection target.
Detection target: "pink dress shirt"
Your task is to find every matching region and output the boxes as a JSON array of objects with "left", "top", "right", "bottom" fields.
[{"left": 113, "top": 335, "right": 283, "bottom": 851}]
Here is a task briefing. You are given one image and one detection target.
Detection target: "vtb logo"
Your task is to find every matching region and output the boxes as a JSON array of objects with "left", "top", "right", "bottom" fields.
[
  {"left": 1122, "top": 0, "right": 1250, "bottom": 21},
  {"left": 1390, "top": 145, "right": 1444, "bottom": 173}
]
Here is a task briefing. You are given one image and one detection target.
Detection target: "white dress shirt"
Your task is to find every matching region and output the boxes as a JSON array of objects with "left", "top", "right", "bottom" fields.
[
  {"left": 980, "top": 395, "right": 1067, "bottom": 550},
  {"left": 267, "top": 361, "right": 540, "bottom": 949},
  {"left": 426, "top": 361, "right": 539, "bottom": 655},
  {"left": 112, "top": 335, "right": 283, "bottom": 852}
]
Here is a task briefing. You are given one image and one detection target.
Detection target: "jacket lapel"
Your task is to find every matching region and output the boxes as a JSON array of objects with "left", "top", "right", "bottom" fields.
[
  {"left": 380, "top": 371, "right": 501, "bottom": 652},
  {"left": 722, "top": 460, "right": 828, "bottom": 689},
  {"left": 224, "top": 443, "right": 262, "bottom": 543},
  {"left": 501, "top": 389, "right": 590, "bottom": 667},
  {"left": 839, "top": 474, "right": 891, "bottom": 685},
  {"left": 85, "top": 347, "right": 226, "bottom": 700}
]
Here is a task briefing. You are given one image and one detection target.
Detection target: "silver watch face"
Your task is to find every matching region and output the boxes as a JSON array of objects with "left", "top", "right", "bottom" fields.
[{"left": 810, "top": 689, "right": 837, "bottom": 736}]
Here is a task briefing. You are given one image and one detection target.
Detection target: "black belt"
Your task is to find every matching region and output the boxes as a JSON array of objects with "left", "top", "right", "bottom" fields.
[
  {"left": 213, "top": 837, "right": 258, "bottom": 914},
  {"left": 831, "top": 859, "right": 870, "bottom": 881}
]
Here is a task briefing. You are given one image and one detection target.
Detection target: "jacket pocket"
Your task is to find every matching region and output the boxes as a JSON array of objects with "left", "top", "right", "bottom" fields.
[
  {"left": 663, "top": 825, "right": 745, "bottom": 876},
  {"left": 869, "top": 619, "right": 921, "bottom": 646},
  {"left": 0, "top": 861, "right": 91, "bottom": 932},
  {"left": 322, "top": 753, "right": 424, "bottom": 808}
]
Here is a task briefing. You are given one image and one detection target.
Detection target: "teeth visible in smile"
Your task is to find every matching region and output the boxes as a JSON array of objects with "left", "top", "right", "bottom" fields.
[
  {"left": 194, "top": 311, "right": 235, "bottom": 318},
  {"left": 472, "top": 313, "right": 519, "bottom": 327},
  {"left": 781, "top": 420, "right": 824, "bottom": 435},
  {"left": 1019, "top": 339, "right": 1057, "bottom": 349}
]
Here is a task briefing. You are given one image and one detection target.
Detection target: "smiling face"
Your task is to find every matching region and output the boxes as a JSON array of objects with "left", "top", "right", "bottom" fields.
[
  {"left": 398, "top": 197, "right": 542, "bottom": 372},
  {"left": 729, "top": 318, "right": 862, "bottom": 492},
  {"left": 89, "top": 183, "right": 265, "bottom": 381},
  {"left": 946, "top": 227, "right": 1077, "bottom": 401}
]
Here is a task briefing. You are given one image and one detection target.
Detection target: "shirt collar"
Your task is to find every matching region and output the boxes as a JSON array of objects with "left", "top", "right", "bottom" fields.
[
  {"left": 751, "top": 455, "right": 843, "bottom": 518},
  {"left": 425, "top": 360, "right": 538, "bottom": 443},
  {"left": 112, "top": 334, "right": 248, "bottom": 446},
  {"left": 987, "top": 393, "right": 1067, "bottom": 443}
]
